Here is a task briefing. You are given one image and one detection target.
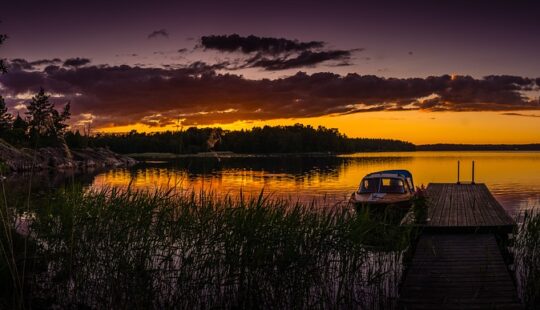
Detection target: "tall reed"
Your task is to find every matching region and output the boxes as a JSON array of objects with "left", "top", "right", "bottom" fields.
[
  {"left": 3, "top": 186, "right": 411, "bottom": 309},
  {"left": 514, "top": 210, "right": 540, "bottom": 309}
]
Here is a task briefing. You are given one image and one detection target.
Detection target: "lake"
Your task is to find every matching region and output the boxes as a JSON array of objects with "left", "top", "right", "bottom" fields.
[
  {"left": 5, "top": 150, "right": 540, "bottom": 308},
  {"left": 88, "top": 151, "right": 540, "bottom": 216}
]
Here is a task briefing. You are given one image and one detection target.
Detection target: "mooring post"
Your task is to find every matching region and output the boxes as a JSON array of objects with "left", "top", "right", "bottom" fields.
[
  {"left": 457, "top": 160, "right": 460, "bottom": 184},
  {"left": 471, "top": 160, "right": 475, "bottom": 184}
]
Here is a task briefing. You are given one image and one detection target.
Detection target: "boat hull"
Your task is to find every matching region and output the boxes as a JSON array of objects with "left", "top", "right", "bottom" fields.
[{"left": 350, "top": 192, "right": 413, "bottom": 210}]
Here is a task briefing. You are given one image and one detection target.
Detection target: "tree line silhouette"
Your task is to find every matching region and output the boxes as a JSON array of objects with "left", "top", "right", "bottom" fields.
[{"left": 87, "top": 125, "right": 415, "bottom": 154}]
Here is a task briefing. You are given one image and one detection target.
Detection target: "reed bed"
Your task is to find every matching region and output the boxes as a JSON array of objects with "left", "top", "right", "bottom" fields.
[
  {"left": 514, "top": 210, "right": 540, "bottom": 309},
  {"left": 2, "top": 187, "right": 411, "bottom": 309}
]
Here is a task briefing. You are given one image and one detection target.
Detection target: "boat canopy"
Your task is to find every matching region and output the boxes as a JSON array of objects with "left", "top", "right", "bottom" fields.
[
  {"left": 366, "top": 169, "right": 412, "bottom": 179},
  {"left": 365, "top": 170, "right": 414, "bottom": 189}
]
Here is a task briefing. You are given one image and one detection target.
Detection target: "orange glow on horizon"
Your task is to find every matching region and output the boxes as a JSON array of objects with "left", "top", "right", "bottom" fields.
[{"left": 97, "top": 111, "right": 540, "bottom": 144}]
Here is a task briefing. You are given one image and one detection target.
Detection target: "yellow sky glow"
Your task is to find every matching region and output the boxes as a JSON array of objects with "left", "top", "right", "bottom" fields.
[{"left": 98, "top": 111, "right": 540, "bottom": 144}]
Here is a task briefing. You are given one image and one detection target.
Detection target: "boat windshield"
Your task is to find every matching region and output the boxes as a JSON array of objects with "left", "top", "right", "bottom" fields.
[
  {"left": 359, "top": 177, "right": 406, "bottom": 194},
  {"left": 359, "top": 178, "right": 380, "bottom": 193},
  {"left": 380, "top": 178, "right": 405, "bottom": 193}
]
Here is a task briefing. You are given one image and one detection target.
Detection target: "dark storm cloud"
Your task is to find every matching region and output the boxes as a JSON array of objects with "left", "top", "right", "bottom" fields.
[
  {"left": 0, "top": 64, "right": 538, "bottom": 128},
  {"left": 200, "top": 34, "right": 324, "bottom": 54},
  {"left": 9, "top": 59, "right": 33, "bottom": 70},
  {"left": 63, "top": 57, "right": 91, "bottom": 67},
  {"left": 147, "top": 29, "right": 169, "bottom": 39},
  {"left": 8, "top": 58, "right": 64, "bottom": 71},
  {"left": 31, "top": 58, "right": 62, "bottom": 66},
  {"left": 200, "top": 34, "right": 357, "bottom": 70},
  {"left": 250, "top": 50, "right": 352, "bottom": 70},
  {"left": 411, "top": 75, "right": 538, "bottom": 111}
]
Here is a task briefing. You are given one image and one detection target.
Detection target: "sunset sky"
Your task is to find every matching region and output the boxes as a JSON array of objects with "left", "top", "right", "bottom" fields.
[{"left": 1, "top": 0, "right": 540, "bottom": 144}]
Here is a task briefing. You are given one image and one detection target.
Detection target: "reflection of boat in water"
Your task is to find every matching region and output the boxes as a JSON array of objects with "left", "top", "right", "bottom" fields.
[{"left": 350, "top": 170, "right": 415, "bottom": 209}]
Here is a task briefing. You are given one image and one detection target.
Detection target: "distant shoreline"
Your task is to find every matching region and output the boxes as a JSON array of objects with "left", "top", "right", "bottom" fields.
[
  {"left": 90, "top": 125, "right": 540, "bottom": 155},
  {"left": 128, "top": 151, "right": 343, "bottom": 159},
  {"left": 128, "top": 147, "right": 540, "bottom": 160},
  {"left": 416, "top": 143, "right": 540, "bottom": 151}
]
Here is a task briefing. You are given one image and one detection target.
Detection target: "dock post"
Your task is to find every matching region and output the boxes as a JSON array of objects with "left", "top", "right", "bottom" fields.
[
  {"left": 471, "top": 160, "right": 475, "bottom": 184},
  {"left": 457, "top": 160, "right": 460, "bottom": 184}
]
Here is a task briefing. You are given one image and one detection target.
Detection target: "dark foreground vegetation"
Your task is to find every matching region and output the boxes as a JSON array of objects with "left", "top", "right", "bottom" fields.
[
  {"left": 1, "top": 184, "right": 539, "bottom": 309},
  {"left": 1, "top": 186, "right": 412, "bottom": 309},
  {"left": 514, "top": 210, "right": 540, "bottom": 309}
]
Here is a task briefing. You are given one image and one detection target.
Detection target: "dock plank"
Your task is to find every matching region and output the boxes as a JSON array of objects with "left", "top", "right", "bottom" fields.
[
  {"left": 399, "top": 183, "right": 521, "bottom": 309},
  {"left": 424, "top": 183, "right": 515, "bottom": 231},
  {"left": 400, "top": 234, "right": 521, "bottom": 309},
  {"left": 460, "top": 184, "right": 471, "bottom": 226},
  {"left": 463, "top": 185, "right": 478, "bottom": 226},
  {"left": 426, "top": 184, "right": 442, "bottom": 225}
]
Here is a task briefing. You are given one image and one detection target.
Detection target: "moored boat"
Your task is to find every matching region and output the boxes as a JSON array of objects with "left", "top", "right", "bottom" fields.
[{"left": 350, "top": 170, "right": 415, "bottom": 209}]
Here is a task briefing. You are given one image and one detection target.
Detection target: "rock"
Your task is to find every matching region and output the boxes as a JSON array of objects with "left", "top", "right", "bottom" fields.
[
  {"left": 0, "top": 139, "right": 35, "bottom": 171},
  {"left": 71, "top": 147, "right": 137, "bottom": 168},
  {"left": 0, "top": 139, "right": 137, "bottom": 173}
]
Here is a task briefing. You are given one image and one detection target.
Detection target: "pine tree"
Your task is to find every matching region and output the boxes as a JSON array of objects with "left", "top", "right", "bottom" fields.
[
  {"left": 52, "top": 102, "right": 71, "bottom": 134},
  {"left": 8, "top": 113, "right": 28, "bottom": 146},
  {"left": 0, "top": 32, "right": 10, "bottom": 134},
  {"left": 12, "top": 113, "right": 27, "bottom": 132},
  {"left": 26, "top": 88, "right": 54, "bottom": 138},
  {"left": 0, "top": 95, "right": 12, "bottom": 134},
  {"left": 0, "top": 33, "right": 7, "bottom": 74}
]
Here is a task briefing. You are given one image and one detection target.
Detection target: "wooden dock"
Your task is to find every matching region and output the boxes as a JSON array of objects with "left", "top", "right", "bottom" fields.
[
  {"left": 423, "top": 183, "right": 515, "bottom": 232},
  {"left": 399, "top": 183, "right": 521, "bottom": 309}
]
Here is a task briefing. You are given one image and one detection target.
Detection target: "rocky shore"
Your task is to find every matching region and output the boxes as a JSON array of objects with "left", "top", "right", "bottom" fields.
[{"left": 0, "top": 139, "right": 136, "bottom": 172}]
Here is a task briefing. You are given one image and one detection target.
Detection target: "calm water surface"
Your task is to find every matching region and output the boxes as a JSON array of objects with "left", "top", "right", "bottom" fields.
[{"left": 90, "top": 151, "right": 540, "bottom": 215}]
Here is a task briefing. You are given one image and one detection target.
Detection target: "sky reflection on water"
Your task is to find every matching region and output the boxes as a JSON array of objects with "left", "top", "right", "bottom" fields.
[{"left": 90, "top": 151, "right": 540, "bottom": 215}]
